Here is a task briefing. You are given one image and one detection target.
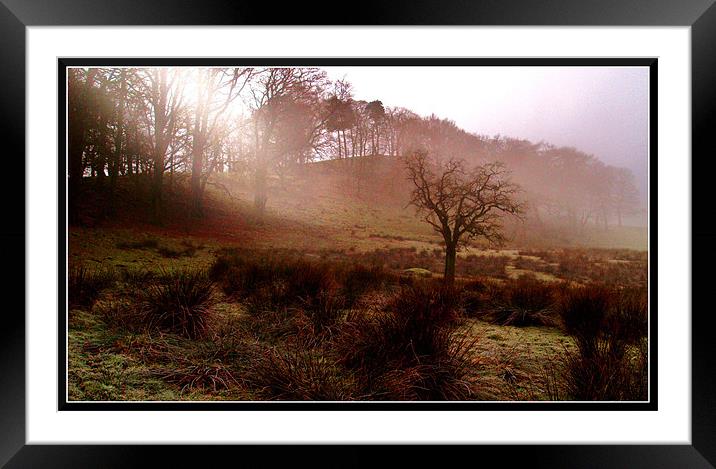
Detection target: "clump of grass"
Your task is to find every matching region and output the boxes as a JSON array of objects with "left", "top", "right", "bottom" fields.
[
  {"left": 212, "top": 250, "right": 396, "bottom": 326},
  {"left": 157, "top": 246, "right": 183, "bottom": 258},
  {"left": 120, "top": 268, "right": 156, "bottom": 287},
  {"left": 462, "top": 276, "right": 561, "bottom": 327},
  {"left": 68, "top": 265, "right": 117, "bottom": 308},
  {"left": 239, "top": 308, "right": 312, "bottom": 345},
  {"left": 461, "top": 253, "right": 509, "bottom": 278},
  {"left": 488, "top": 307, "right": 557, "bottom": 328},
  {"left": 157, "top": 243, "right": 200, "bottom": 259},
  {"left": 117, "top": 237, "right": 199, "bottom": 258},
  {"left": 240, "top": 292, "right": 346, "bottom": 347},
  {"left": 557, "top": 284, "right": 648, "bottom": 401},
  {"left": 210, "top": 250, "right": 338, "bottom": 310},
  {"left": 142, "top": 269, "right": 215, "bottom": 339},
  {"left": 116, "top": 238, "right": 159, "bottom": 250},
  {"left": 500, "top": 275, "right": 558, "bottom": 312},
  {"left": 299, "top": 288, "right": 346, "bottom": 336},
  {"left": 607, "top": 286, "right": 648, "bottom": 344},
  {"left": 486, "top": 276, "right": 560, "bottom": 327},
  {"left": 208, "top": 251, "right": 235, "bottom": 280},
  {"left": 155, "top": 360, "right": 239, "bottom": 394},
  {"left": 459, "top": 278, "right": 493, "bottom": 317},
  {"left": 341, "top": 263, "right": 395, "bottom": 306},
  {"left": 560, "top": 340, "right": 648, "bottom": 401},
  {"left": 560, "top": 285, "right": 613, "bottom": 354},
  {"left": 373, "top": 331, "right": 477, "bottom": 401},
  {"left": 388, "top": 282, "right": 460, "bottom": 326},
  {"left": 334, "top": 285, "right": 476, "bottom": 400},
  {"left": 246, "top": 346, "right": 356, "bottom": 401},
  {"left": 96, "top": 299, "right": 144, "bottom": 332}
]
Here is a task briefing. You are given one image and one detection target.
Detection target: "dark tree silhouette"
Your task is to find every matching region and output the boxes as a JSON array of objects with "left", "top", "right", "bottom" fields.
[
  {"left": 67, "top": 68, "right": 96, "bottom": 224},
  {"left": 145, "top": 68, "right": 184, "bottom": 223},
  {"left": 405, "top": 151, "right": 524, "bottom": 286},
  {"left": 325, "top": 79, "right": 355, "bottom": 159},
  {"left": 365, "top": 100, "right": 385, "bottom": 155}
]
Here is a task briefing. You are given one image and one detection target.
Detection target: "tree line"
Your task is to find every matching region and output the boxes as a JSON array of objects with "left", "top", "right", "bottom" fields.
[{"left": 67, "top": 66, "right": 641, "bottom": 229}]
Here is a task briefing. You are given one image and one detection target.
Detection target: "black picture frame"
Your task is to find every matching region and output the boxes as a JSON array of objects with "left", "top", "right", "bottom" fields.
[{"left": 2, "top": 1, "right": 712, "bottom": 466}]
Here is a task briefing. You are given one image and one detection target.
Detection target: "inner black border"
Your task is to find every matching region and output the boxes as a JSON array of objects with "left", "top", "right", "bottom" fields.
[{"left": 58, "top": 57, "right": 658, "bottom": 411}]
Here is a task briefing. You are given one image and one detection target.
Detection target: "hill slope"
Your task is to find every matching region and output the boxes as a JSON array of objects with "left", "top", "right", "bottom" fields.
[{"left": 71, "top": 154, "right": 647, "bottom": 258}]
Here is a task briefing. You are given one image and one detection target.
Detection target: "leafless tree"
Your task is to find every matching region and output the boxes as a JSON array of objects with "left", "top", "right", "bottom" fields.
[
  {"left": 405, "top": 151, "right": 524, "bottom": 286},
  {"left": 610, "top": 166, "right": 640, "bottom": 227},
  {"left": 68, "top": 67, "right": 97, "bottom": 224},
  {"left": 246, "top": 67, "right": 328, "bottom": 215},
  {"left": 189, "top": 67, "right": 252, "bottom": 216},
  {"left": 143, "top": 68, "right": 185, "bottom": 222}
]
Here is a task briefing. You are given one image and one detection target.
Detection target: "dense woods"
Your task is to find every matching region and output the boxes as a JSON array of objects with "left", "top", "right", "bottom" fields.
[{"left": 68, "top": 67, "right": 641, "bottom": 231}]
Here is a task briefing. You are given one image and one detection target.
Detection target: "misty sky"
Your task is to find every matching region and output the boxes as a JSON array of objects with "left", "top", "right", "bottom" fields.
[{"left": 324, "top": 66, "right": 649, "bottom": 201}]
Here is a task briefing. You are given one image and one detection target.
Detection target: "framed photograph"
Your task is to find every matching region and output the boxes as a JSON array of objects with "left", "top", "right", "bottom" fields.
[{"left": 5, "top": 0, "right": 712, "bottom": 466}]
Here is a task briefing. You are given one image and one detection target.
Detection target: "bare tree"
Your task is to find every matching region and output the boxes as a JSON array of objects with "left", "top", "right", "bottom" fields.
[
  {"left": 247, "top": 67, "right": 328, "bottom": 216},
  {"left": 68, "top": 67, "right": 97, "bottom": 224},
  {"left": 405, "top": 151, "right": 524, "bottom": 286},
  {"left": 610, "top": 166, "right": 640, "bottom": 227},
  {"left": 143, "top": 68, "right": 185, "bottom": 223},
  {"left": 189, "top": 67, "right": 252, "bottom": 216}
]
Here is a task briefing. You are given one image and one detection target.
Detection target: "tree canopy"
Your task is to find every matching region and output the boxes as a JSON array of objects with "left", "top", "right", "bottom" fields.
[{"left": 405, "top": 150, "right": 524, "bottom": 285}]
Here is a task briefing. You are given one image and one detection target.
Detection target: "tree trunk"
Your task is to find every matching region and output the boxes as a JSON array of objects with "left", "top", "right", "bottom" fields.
[
  {"left": 342, "top": 129, "right": 349, "bottom": 159},
  {"left": 150, "top": 69, "right": 168, "bottom": 224},
  {"left": 375, "top": 127, "right": 380, "bottom": 155},
  {"left": 602, "top": 207, "right": 609, "bottom": 231},
  {"left": 169, "top": 152, "right": 175, "bottom": 193},
  {"left": 444, "top": 243, "right": 457, "bottom": 286},
  {"left": 151, "top": 156, "right": 163, "bottom": 223},
  {"left": 191, "top": 72, "right": 211, "bottom": 218},
  {"left": 191, "top": 140, "right": 204, "bottom": 217},
  {"left": 108, "top": 70, "right": 126, "bottom": 215},
  {"left": 95, "top": 81, "right": 108, "bottom": 190},
  {"left": 68, "top": 68, "right": 97, "bottom": 224},
  {"left": 254, "top": 161, "right": 268, "bottom": 215},
  {"left": 350, "top": 128, "right": 355, "bottom": 157}
]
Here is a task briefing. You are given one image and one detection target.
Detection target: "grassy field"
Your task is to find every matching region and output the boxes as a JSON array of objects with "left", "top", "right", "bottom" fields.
[
  {"left": 69, "top": 293, "right": 578, "bottom": 401},
  {"left": 67, "top": 167, "right": 648, "bottom": 402},
  {"left": 68, "top": 228, "right": 575, "bottom": 401}
]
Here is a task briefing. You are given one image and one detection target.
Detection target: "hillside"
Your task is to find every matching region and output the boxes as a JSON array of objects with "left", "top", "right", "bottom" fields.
[
  {"left": 71, "top": 155, "right": 647, "bottom": 260},
  {"left": 216, "top": 155, "right": 647, "bottom": 251}
]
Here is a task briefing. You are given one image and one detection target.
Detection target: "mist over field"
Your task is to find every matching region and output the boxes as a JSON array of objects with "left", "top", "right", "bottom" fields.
[
  {"left": 325, "top": 66, "right": 649, "bottom": 225},
  {"left": 66, "top": 65, "right": 650, "bottom": 403}
]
